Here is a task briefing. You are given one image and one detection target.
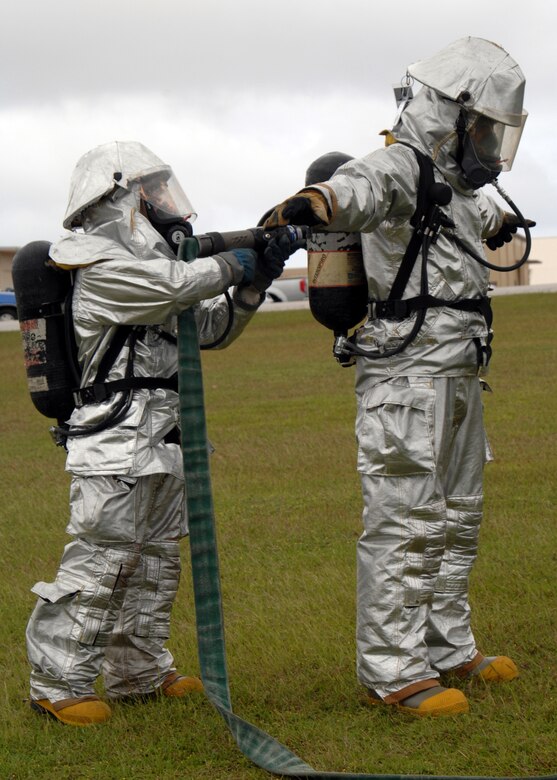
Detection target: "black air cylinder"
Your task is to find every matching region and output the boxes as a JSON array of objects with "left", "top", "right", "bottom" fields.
[
  {"left": 307, "top": 231, "right": 368, "bottom": 334},
  {"left": 12, "top": 241, "right": 75, "bottom": 422}
]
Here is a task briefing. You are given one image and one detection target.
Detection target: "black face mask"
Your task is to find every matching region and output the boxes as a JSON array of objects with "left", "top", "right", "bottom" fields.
[
  {"left": 455, "top": 111, "right": 502, "bottom": 190},
  {"left": 143, "top": 200, "right": 193, "bottom": 253},
  {"left": 459, "top": 133, "right": 502, "bottom": 189}
]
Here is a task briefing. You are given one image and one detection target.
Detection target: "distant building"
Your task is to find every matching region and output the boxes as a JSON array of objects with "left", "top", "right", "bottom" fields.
[
  {"left": 527, "top": 236, "right": 557, "bottom": 286},
  {"left": 486, "top": 235, "right": 531, "bottom": 287},
  {"left": 0, "top": 247, "right": 19, "bottom": 289}
]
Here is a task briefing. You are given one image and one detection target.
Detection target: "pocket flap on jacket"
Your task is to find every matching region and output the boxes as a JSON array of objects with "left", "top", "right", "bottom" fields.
[
  {"left": 31, "top": 577, "right": 84, "bottom": 603},
  {"left": 363, "top": 382, "right": 432, "bottom": 413}
]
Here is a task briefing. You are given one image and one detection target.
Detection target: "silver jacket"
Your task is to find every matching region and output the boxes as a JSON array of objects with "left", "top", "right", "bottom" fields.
[
  {"left": 50, "top": 188, "right": 260, "bottom": 479},
  {"left": 312, "top": 86, "right": 504, "bottom": 384}
]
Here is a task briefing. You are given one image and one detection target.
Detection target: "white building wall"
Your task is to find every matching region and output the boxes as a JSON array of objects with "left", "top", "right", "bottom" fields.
[{"left": 529, "top": 237, "right": 557, "bottom": 285}]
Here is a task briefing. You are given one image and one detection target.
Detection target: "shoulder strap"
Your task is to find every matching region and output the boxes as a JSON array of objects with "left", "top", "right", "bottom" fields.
[
  {"left": 387, "top": 144, "right": 435, "bottom": 302},
  {"left": 64, "top": 283, "right": 82, "bottom": 386},
  {"left": 93, "top": 325, "right": 135, "bottom": 385}
]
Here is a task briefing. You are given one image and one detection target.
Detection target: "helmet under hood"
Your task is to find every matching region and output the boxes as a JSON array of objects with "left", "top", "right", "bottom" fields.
[
  {"left": 407, "top": 37, "right": 526, "bottom": 127},
  {"left": 63, "top": 141, "right": 197, "bottom": 235}
]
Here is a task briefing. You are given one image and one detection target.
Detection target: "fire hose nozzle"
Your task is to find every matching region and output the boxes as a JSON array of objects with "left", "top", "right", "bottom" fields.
[{"left": 184, "top": 225, "right": 308, "bottom": 260}]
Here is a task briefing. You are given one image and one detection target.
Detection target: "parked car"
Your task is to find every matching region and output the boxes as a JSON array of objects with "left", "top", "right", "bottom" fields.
[
  {"left": 0, "top": 289, "right": 17, "bottom": 320},
  {"left": 265, "top": 269, "right": 308, "bottom": 303}
]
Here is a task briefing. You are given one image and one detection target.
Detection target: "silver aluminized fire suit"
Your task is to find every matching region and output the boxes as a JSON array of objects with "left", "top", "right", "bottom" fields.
[
  {"left": 26, "top": 146, "right": 265, "bottom": 704},
  {"left": 287, "top": 40, "right": 527, "bottom": 701}
]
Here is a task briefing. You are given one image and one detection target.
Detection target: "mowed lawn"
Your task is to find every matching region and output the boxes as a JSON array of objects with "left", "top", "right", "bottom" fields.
[{"left": 0, "top": 293, "right": 556, "bottom": 780}]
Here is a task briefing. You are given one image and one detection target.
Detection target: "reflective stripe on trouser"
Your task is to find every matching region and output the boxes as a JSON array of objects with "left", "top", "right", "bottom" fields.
[
  {"left": 26, "top": 473, "right": 185, "bottom": 702},
  {"left": 355, "top": 376, "right": 486, "bottom": 699}
]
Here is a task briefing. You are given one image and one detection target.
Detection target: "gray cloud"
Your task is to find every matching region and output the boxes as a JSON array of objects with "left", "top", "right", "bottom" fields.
[{"left": 1, "top": 0, "right": 556, "bottom": 251}]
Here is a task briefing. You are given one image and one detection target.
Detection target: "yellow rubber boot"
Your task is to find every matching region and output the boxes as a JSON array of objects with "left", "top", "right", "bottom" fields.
[
  {"left": 31, "top": 695, "right": 112, "bottom": 726},
  {"left": 161, "top": 671, "right": 203, "bottom": 697},
  {"left": 453, "top": 653, "right": 519, "bottom": 682},
  {"left": 473, "top": 656, "right": 519, "bottom": 682},
  {"left": 365, "top": 684, "right": 469, "bottom": 717},
  {"left": 397, "top": 687, "right": 469, "bottom": 717}
]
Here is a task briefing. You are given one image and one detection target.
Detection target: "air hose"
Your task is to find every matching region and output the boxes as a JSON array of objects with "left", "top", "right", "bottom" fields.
[
  {"left": 176, "top": 261, "right": 552, "bottom": 780},
  {"left": 447, "top": 178, "right": 532, "bottom": 273}
]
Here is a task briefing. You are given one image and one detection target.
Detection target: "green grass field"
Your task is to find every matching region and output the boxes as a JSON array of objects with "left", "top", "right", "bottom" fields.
[{"left": 1, "top": 294, "right": 556, "bottom": 780}]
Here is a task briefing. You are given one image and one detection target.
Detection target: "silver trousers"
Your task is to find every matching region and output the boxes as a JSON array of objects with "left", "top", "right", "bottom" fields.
[
  {"left": 26, "top": 472, "right": 187, "bottom": 702},
  {"left": 355, "top": 376, "right": 488, "bottom": 699}
]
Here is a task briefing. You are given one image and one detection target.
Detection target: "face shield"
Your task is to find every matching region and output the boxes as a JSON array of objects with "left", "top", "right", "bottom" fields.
[
  {"left": 135, "top": 169, "right": 196, "bottom": 222},
  {"left": 457, "top": 109, "right": 527, "bottom": 189},
  {"left": 468, "top": 112, "right": 526, "bottom": 172},
  {"left": 131, "top": 168, "right": 197, "bottom": 252}
]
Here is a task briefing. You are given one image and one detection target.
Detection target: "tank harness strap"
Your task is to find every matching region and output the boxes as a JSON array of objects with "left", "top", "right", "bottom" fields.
[
  {"left": 370, "top": 294, "right": 492, "bottom": 323},
  {"left": 73, "top": 325, "right": 179, "bottom": 407},
  {"left": 63, "top": 284, "right": 82, "bottom": 387},
  {"left": 74, "top": 374, "right": 179, "bottom": 406},
  {"left": 93, "top": 325, "right": 136, "bottom": 385},
  {"left": 387, "top": 144, "right": 435, "bottom": 303},
  {"left": 369, "top": 294, "right": 493, "bottom": 369}
]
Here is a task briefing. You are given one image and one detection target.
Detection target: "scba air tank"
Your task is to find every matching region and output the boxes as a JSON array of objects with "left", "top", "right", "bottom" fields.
[
  {"left": 307, "top": 230, "right": 368, "bottom": 335},
  {"left": 12, "top": 241, "right": 76, "bottom": 423},
  {"left": 304, "top": 151, "right": 368, "bottom": 336}
]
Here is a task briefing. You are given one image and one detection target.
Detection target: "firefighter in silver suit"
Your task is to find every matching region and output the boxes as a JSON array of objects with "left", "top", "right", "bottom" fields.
[
  {"left": 26, "top": 141, "right": 292, "bottom": 725},
  {"left": 266, "top": 38, "right": 531, "bottom": 716}
]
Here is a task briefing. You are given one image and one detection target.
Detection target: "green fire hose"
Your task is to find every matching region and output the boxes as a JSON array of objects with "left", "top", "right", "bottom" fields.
[{"left": 176, "top": 303, "right": 553, "bottom": 780}]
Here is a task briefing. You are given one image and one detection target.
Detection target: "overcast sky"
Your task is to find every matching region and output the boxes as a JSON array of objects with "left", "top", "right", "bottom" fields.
[{"left": 2, "top": 0, "right": 557, "bottom": 264}]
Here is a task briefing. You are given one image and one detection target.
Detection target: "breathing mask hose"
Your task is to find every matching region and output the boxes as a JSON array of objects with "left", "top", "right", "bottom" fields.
[
  {"left": 448, "top": 180, "right": 532, "bottom": 272},
  {"left": 51, "top": 333, "right": 137, "bottom": 442},
  {"left": 54, "top": 390, "right": 134, "bottom": 440}
]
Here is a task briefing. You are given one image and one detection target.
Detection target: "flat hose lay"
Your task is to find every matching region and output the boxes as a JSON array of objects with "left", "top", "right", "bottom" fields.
[{"left": 176, "top": 305, "right": 552, "bottom": 780}]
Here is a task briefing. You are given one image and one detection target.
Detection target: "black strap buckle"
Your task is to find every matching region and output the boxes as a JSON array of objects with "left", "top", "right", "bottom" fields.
[
  {"left": 369, "top": 299, "right": 409, "bottom": 320},
  {"left": 73, "top": 383, "right": 109, "bottom": 407}
]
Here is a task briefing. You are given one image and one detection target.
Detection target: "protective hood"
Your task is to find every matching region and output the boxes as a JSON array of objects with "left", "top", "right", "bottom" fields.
[
  {"left": 391, "top": 37, "right": 526, "bottom": 190},
  {"left": 53, "top": 141, "right": 197, "bottom": 267},
  {"left": 62, "top": 141, "right": 196, "bottom": 230},
  {"left": 391, "top": 86, "right": 467, "bottom": 190},
  {"left": 51, "top": 186, "right": 177, "bottom": 268},
  {"left": 407, "top": 37, "right": 526, "bottom": 128}
]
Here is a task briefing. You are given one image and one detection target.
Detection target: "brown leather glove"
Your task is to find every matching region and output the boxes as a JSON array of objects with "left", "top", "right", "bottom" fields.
[{"left": 263, "top": 188, "right": 331, "bottom": 229}]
